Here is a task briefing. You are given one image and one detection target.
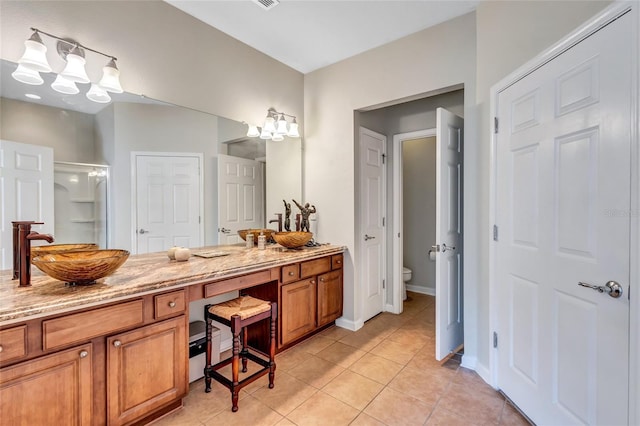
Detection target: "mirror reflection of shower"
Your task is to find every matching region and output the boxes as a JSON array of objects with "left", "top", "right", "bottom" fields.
[{"left": 54, "top": 162, "right": 109, "bottom": 248}]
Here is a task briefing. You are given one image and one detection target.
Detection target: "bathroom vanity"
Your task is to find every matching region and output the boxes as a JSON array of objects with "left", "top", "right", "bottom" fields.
[{"left": 0, "top": 243, "right": 345, "bottom": 425}]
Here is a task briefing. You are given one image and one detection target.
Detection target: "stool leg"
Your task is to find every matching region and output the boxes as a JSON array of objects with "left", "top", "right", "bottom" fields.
[
  {"left": 241, "top": 327, "right": 248, "bottom": 373},
  {"left": 268, "top": 303, "right": 277, "bottom": 389},
  {"left": 204, "top": 309, "right": 212, "bottom": 393},
  {"left": 231, "top": 315, "right": 241, "bottom": 412}
]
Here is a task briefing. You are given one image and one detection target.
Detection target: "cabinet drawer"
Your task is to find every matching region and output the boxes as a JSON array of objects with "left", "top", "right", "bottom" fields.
[
  {"left": 43, "top": 300, "right": 144, "bottom": 351},
  {"left": 331, "top": 254, "right": 343, "bottom": 270},
  {"left": 155, "top": 290, "right": 186, "bottom": 320},
  {"left": 0, "top": 325, "right": 27, "bottom": 363},
  {"left": 300, "top": 257, "right": 331, "bottom": 278},
  {"left": 205, "top": 270, "right": 273, "bottom": 298},
  {"left": 281, "top": 264, "right": 300, "bottom": 284}
]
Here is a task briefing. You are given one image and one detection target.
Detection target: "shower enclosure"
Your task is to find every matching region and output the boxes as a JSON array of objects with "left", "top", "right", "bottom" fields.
[{"left": 53, "top": 162, "right": 109, "bottom": 248}]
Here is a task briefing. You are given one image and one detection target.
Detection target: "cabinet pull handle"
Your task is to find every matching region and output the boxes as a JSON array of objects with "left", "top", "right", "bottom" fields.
[
  {"left": 113, "top": 340, "right": 122, "bottom": 347},
  {"left": 168, "top": 301, "right": 176, "bottom": 308},
  {"left": 79, "top": 350, "right": 89, "bottom": 358}
]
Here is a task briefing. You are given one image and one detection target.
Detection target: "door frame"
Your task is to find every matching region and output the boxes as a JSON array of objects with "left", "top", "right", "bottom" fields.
[
  {"left": 130, "top": 151, "right": 205, "bottom": 254},
  {"left": 390, "top": 129, "right": 437, "bottom": 314},
  {"left": 488, "top": 2, "right": 639, "bottom": 423}
]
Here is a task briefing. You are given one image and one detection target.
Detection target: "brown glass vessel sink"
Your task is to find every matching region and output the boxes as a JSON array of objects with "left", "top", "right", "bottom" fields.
[
  {"left": 31, "top": 249, "right": 130, "bottom": 285},
  {"left": 31, "top": 243, "right": 98, "bottom": 257}
]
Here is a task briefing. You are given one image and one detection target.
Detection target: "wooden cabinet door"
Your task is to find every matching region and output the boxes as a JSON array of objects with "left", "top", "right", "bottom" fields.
[
  {"left": 0, "top": 343, "right": 93, "bottom": 425},
  {"left": 280, "top": 279, "right": 316, "bottom": 345},
  {"left": 107, "top": 316, "right": 187, "bottom": 425},
  {"left": 317, "top": 270, "right": 343, "bottom": 327}
]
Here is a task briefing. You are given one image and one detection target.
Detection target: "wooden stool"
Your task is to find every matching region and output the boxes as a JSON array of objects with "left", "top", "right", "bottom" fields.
[{"left": 204, "top": 295, "right": 277, "bottom": 412}]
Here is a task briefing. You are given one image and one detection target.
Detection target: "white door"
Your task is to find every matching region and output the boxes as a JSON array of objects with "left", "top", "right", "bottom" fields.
[
  {"left": 495, "top": 12, "right": 631, "bottom": 425},
  {"left": 359, "top": 127, "right": 386, "bottom": 322},
  {"left": 434, "top": 108, "right": 464, "bottom": 361},
  {"left": 217, "top": 154, "right": 264, "bottom": 244},
  {"left": 134, "top": 154, "right": 202, "bottom": 254},
  {"left": 0, "top": 140, "right": 54, "bottom": 269}
]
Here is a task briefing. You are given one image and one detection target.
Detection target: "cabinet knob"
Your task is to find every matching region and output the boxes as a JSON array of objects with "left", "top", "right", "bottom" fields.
[
  {"left": 168, "top": 301, "right": 176, "bottom": 308},
  {"left": 113, "top": 340, "right": 122, "bottom": 347},
  {"left": 79, "top": 350, "right": 89, "bottom": 358},
  {"left": 288, "top": 271, "right": 294, "bottom": 276},
  {"left": 310, "top": 280, "right": 316, "bottom": 284},
  {"left": 320, "top": 277, "right": 325, "bottom": 282},
  {"left": 336, "top": 260, "right": 342, "bottom": 264},
  {"left": 0, "top": 345, "right": 3, "bottom": 353}
]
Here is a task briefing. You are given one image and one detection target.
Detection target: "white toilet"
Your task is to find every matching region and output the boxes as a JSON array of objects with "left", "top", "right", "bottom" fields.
[{"left": 402, "top": 267, "right": 412, "bottom": 300}]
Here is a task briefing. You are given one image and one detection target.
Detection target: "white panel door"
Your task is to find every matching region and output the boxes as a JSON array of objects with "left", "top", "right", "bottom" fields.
[
  {"left": 0, "top": 140, "right": 54, "bottom": 269},
  {"left": 135, "top": 154, "right": 201, "bottom": 254},
  {"left": 359, "top": 127, "right": 386, "bottom": 322},
  {"left": 435, "top": 108, "right": 464, "bottom": 361},
  {"left": 495, "top": 12, "right": 631, "bottom": 425},
  {"left": 217, "top": 154, "right": 264, "bottom": 244}
]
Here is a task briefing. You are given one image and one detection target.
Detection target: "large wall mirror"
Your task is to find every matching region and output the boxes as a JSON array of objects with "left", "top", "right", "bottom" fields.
[{"left": 0, "top": 59, "right": 301, "bottom": 260}]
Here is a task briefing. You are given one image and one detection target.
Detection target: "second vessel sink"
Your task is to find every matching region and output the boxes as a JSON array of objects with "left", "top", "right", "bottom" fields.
[{"left": 32, "top": 249, "right": 130, "bottom": 285}]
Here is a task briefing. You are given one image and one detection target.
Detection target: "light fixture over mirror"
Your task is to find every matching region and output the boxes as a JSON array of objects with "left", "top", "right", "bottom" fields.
[
  {"left": 11, "top": 28, "right": 123, "bottom": 104},
  {"left": 248, "top": 107, "right": 299, "bottom": 140}
]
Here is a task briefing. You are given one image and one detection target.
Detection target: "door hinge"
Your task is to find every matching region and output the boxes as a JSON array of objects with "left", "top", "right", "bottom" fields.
[
  {"left": 494, "top": 117, "right": 499, "bottom": 134},
  {"left": 199, "top": 216, "right": 201, "bottom": 224},
  {"left": 382, "top": 279, "right": 386, "bottom": 289},
  {"left": 493, "top": 332, "right": 498, "bottom": 348},
  {"left": 381, "top": 153, "right": 386, "bottom": 164},
  {"left": 493, "top": 224, "right": 499, "bottom": 241},
  {"left": 382, "top": 217, "right": 385, "bottom": 227}
]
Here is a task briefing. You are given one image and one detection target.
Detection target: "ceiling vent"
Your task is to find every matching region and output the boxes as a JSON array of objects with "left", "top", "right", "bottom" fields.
[{"left": 253, "top": 0, "right": 280, "bottom": 11}]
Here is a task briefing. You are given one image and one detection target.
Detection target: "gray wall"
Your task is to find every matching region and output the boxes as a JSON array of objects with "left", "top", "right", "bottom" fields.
[
  {"left": 403, "top": 137, "right": 436, "bottom": 292},
  {"left": 0, "top": 97, "right": 95, "bottom": 163}
]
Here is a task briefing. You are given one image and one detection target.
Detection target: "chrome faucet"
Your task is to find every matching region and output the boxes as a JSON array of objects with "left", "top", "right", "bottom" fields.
[
  {"left": 12, "top": 221, "right": 54, "bottom": 287},
  {"left": 268, "top": 213, "right": 283, "bottom": 232}
]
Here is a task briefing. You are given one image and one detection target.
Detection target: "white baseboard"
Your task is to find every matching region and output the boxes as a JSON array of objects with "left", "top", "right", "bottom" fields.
[
  {"left": 406, "top": 284, "right": 436, "bottom": 296},
  {"left": 335, "top": 316, "right": 364, "bottom": 331},
  {"left": 461, "top": 354, "right": 476, "bottom": 370}
]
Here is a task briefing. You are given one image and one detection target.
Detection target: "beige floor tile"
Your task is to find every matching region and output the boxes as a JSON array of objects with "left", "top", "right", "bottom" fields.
[
  {"left": 386, "top": 327, "right": 432, "bottom": 347},
  {"left": 287, "top": 355, "right": 345, "bottom": 388},
  {"left": 437, "top": 382, "right": 504, "bottom": 425},
  {"left": 316, "top": 341, "right": 367, "bottom": 368},
  {"left": 152, "top": 406, "right": 204, "bottom": 426},
  {"left": 363, "top": 387, "right": 434, "bottom": 426},
  {"left": 349, "top": 412, "right": 386, "bottom": 426},
  {"left": 338, "top": 329, "right": 384, "bottom": 352},
  {"left": 369, "top": 339, "right": 423, "bottom": 365},
  {"left": 204, "top": 395, "right": 283, "bottom": 426},
  {"left": 287, "top": 391, "right": 360, "bottom": 426},
  {"left": 251, "top": 371, "right": 318, "bottom": 415},
  {"left": 387, "top": 365, "right": 451, "bottom": 406},
  {"left": 406, "top": 349, "right": 459, "bottom": 381},
  {"left": 296, "top": 335, "right": 337, "bottom": 354},
  {"left": 276, "top": 346, "right": 313, "bottom": 372},
  {"left": 319, "top": 325, "right": 353, "bottom": 341},
  {"left": 275, "top": 418, "right": 297, "bottom": 426},
  {"left": 182, "top": 379, "right": 243, "bottom": 421},
  {"left": 499, "top": 401, "right": 531, "bottom": 425},
  {"left": 321, "top": 370, "right": 384, "bottom": 410},
  {"left": 452, "top": 367, "right": 499, "bottom": 397},
  {"left": 348, "top": 352, "right": 404, "bottom": 385},
  {"left": 426, "top": 406, "right": 481, "bottom": 426}
]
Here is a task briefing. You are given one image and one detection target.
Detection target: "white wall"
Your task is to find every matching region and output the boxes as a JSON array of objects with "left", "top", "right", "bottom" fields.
[
  {"left": 304, "top": 13, "right": 477, "bottom": 333},
  {"left": 0, "top": 1, "right": 303, "bottom": 131},
  {"left": 0, "top": 97, "right": 95, "bottom": 163}
]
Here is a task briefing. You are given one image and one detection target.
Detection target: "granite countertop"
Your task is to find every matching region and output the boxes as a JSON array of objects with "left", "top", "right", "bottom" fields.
[{"left": 0, "top": 243, "right": 346, "bottom": 326}]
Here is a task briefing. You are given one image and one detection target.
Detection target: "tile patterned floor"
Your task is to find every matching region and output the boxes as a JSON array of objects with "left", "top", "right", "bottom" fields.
[{"left": 153, "top": 293, "right": 530, "bottom": 426}]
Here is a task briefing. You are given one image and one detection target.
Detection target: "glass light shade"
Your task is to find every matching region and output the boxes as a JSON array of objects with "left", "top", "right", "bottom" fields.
[
  {"left": 18, "top": 33, "right": 52, "bottom": 73},
  {"left": 86, "top": 83, "right": 111, "bottom": 103},
  {"left": 98, "top": 59, "right": 123, "bottom": 93},
  {"left": 51, "top": 74, "right": 79, "bottom": 94},
  {"left": 60, "top": 51, "right": 90, "bottom": 84},
  {"left": 287, "top": 121, "right": 300, "bottom": 138},
  {"left": 263, "top": 116, "right": 276, "bottom": 133},
  {"left": 275, "top": 115, "right": 288, "bottom": 135},
  {"left": 259, "top": 128, "right": 273, "bottom": 140},
  {"left": 11, "top": 64, "right": 43, "bottom": 85},
  {"left": 271, "top": 133, "right": 284, "bottom": 142},
  {"left": 246, "top": 124, "right": 260, "bottom": 138}
]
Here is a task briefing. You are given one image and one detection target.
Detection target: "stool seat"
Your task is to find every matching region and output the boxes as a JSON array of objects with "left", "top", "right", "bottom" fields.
[
  {"left": 208, "top": 295, "right": 271, "bottom": 320},
  {"left": 204, "top": 295, "right": 277, "bottom": 412}
]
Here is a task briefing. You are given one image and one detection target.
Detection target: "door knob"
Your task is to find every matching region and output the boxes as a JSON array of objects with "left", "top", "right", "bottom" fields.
[
  {"left": 138, "top": 228, "right": 149, "bottom": 234},
  {"left": 578, "top": 280, "right": 623, "bottom": 298},
  {"left": 364, "top": 234, "right": 375, "bottom": 241},
  {"left": 219, "top": 227, "right": 231, "bottom": 234}
]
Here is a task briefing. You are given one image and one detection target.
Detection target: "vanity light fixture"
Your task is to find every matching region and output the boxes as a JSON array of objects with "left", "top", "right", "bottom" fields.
[
  {"left": 248, "top": 108, "right": 300, "bottom": 140},
  {"left": 12, "top": 28, "right": 123, "bottom": 103}
]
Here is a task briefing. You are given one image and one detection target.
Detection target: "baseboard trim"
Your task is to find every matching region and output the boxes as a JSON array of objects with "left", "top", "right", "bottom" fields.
[
  {"left": 335, "top": 317, "right": 364, "bottom": 331},
  {"left": 406, "top": 285, "right": 436, "bottom": 296}
]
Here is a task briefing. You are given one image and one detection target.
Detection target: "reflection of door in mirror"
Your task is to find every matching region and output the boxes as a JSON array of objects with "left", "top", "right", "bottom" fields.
[
  {"left": 0, "top": 140, "right": 54, "bottom": 269},
  {"left": 54, "top": 162, "right": 109, "bottom": 248}
]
